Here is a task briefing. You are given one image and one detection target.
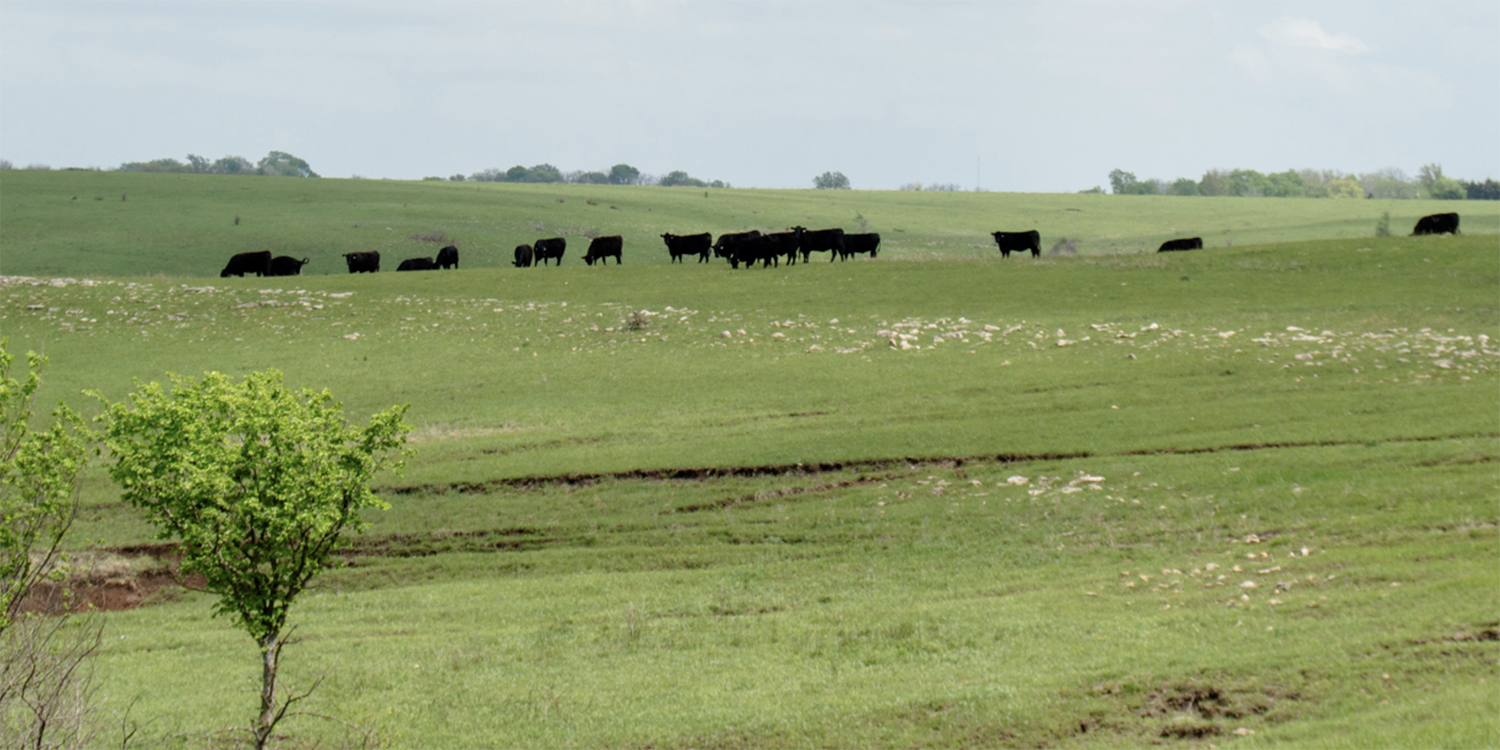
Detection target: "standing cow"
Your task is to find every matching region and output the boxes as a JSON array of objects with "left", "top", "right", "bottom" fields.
[
  {"left": 583, "top": 236, "right": 624, "bottom": 265},
  {"left": 533, "top": 237, "right": 566, "bottom": 266},
  {"left": 840, "top": 233, "right": 881, "bottom": 260},
  {"left": 713, "top": 230, "right": 760, "bottom": 266},
  {"left": 991, "top": 230, "right": 1041, "bottom": 258},
  {"left": 220, "top": 251, "right": 272, "bottom": 277},
  {"left": 662, "top": 232, "right": 713, "bottom": 263},
  {"left": 793, "top": 227, "right": 845, "bottom": 263},
  {"left": 513, "top": 244, "right": 534, "bottom": 267},
  {"left": 435, "top": 245, "right": 459, "bottom": 269},
  {"left": 343, "top": 251, "right": 380, "bottom": 273}
]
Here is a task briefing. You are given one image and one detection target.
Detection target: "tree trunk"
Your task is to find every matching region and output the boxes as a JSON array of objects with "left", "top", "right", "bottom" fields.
[{"left": 254, "top": 629, "right": 280, "bottom": 750}]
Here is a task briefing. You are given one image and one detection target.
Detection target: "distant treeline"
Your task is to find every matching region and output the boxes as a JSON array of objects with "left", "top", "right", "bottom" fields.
[
  {"left": 110, "top": 152, "right": 320, "bottom": 178},
  {"left": 1096, "top": 165, "right": 1496, "bottom": 200},
  {"left": 432, "top": 163, "right": 730, "bottom": 188}
]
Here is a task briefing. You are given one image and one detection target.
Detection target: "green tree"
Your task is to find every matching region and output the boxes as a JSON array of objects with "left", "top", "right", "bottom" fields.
[
  {"left": 213, "top": 155, "right": 254, "bottom": 175},
  {"left": 1198, "top": 169, "right": 1230, "bottom": 197},
  {"left": 1, "top": 342, "right": 100, "bottom": 748},
  {"left": 1327, "top": 177, "right": 1363, "bottom": 199},
  {"left": 1167, "top": 178, "right": 1199, "bottom": 196},
  {"left": 94, "top": 370, "right": 409, "bottom": 750},
  {"left": 609, "top": 163, "right": 640, "bottom": 185},
  {"left": 1429, "top": 177, "right": 1466, "bottom": 200},
  {"left": 1228, "top": 169, "right": 1269, "bottom": 197},
  {"left": 526, "top": 163, "right": 562, "bottom": 183},
  {"left": 505, "top": 165, "right": 531, "bottom": 182},
  {"left": 1265, "top": 169, "right": 1307, "bottom": 198},
  {"left": 660, "top": 170, "right": 707, "bottom": 187},
  {"left": 1, "top": 343, "right": 89, "bottom": 630},
  {"left": 813, "top": 171, "right": 851, "bottom": 190},
  {"left": 256, "top": 151, "right": 319, "bottom": 178}
]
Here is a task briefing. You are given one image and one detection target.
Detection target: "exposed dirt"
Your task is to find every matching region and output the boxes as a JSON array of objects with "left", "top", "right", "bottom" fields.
[{"left": 16, "top": 544, "right": 200, "bottom": 615}]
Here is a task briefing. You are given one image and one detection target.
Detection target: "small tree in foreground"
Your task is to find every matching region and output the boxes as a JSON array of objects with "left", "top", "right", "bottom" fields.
[
  {"left": 1, "top": 341, "right": 98, "bottom": 748},
  {"left": 94, "top": 370, "right": 409, "bottom": 750}
]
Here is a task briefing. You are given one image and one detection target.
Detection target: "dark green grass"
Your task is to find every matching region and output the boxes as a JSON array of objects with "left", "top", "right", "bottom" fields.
[{"left": 2, "top": 170, "right": 1495, "bottom": 277}]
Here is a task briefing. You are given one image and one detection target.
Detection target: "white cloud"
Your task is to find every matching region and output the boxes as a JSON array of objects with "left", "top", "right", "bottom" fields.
[{"left": 1259, "top": 16, "right": 1370, "bottom": 55}]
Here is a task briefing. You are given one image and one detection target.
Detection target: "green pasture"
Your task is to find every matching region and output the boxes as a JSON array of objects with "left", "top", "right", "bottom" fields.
[
  {"left": 0, "top": 172, "right": 1496, "bottom": 747},
  {"left": 1, "top": 170, "right": 1496, "bottom": 277}
]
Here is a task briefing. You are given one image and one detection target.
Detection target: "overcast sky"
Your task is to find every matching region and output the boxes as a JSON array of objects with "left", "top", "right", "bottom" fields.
[{"left": 2, "top": 1, "right": 1496, "bottom": 191}]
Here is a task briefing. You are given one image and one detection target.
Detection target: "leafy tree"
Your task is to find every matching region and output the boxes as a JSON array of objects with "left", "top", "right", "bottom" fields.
[
  {"left": 94, "top": 370, "right": 409, "bottom": 750},
  {"left": 660, "top": 170, "right": 707, "bottom": 187},
  {"left": 469, "top": 168, "right": 506, "bottom": 182},
  {"left": 213, "top": 155, "right": 254, "bottom": 175},
  {"left": 1167, "top": 178, "right": 1199, "bottom": 196},
  {"left": 1198, "top": 169, "right": 1230, "bottom": 197},
  {"left": 505, "top": 165, "right": 531, "bottom": 182},
  {"left": 1327, "top": 177, "right": 1363, "bottom": 199},
  {"left": 1108, "top": 169, "right": 1138, "bottom": 194},
  {"left": 1265, "top": 169, "right": 1306, "bottom": 198},
  {"left": 1, "top": 342, "right": 99, "bottom": 748},
  {"left": 569, "top": 171, "right": 610, "bottom": 185},
  {"left": 1, "top": 343, "right": 89, "bottom": 630},
  {"left": 609, "top": 164, "right": 640, "bottom": 185},
  {"left": 1375, "top": 211, "right": 1392, "bottom": 237},
  {"left": 1077, "top": 185, "right": 1104, "bottom": 194},
  {"left": 1429, "top": 176, "right": 1465, "bottom": 200},
  {"left": 256, "top": 151, "right": 319, "bottom": 178},
  {"left": 526, "top": 163, "right": 562, "bottom": 183},
  {"left": 1228, "top": 169, "right": 1269, "bottom": 197},
  {"left": 813, "top": 171, "right": 851, "bottom": 190}
]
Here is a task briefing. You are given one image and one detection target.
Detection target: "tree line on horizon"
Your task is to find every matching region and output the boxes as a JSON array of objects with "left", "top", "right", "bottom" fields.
[
  {"left": 436, "top": 163, "right": 731, "bottom": 189},
  {"left": 1094, "top": 164, "right": 1497, "bottom": 200}
]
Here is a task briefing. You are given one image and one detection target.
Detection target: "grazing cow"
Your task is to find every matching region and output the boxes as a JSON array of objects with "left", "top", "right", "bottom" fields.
[
  {"left": 435, "top": 245, "right": 459, "bottom": 269},
  {"left": 991, "top": 230, "right": 1041, "bottom": 258},
  {"left": 793, "top": 227, "right": 845, "bottom": 263},
  {"left": 1157, "top": 237, "right": 1203, "bottom": 252},
  {"left": 513, "top": 244, "right": 533, "bottom": 267},
  {"left": 343, "top": 251, "right": 380, "bottom": 273},
  {"left": 1411, "top": 212, "right": 1460, "bottom": 236},
  {"left": 533, "top": 237, "right": 567, "bottom": 266},
  {"left": 662, "top": 232, "right": 713, "bottom": 263},
  {"left": 220, "top": 250, "right": 272, "bottom": 278},
  {"left": 713, "top": 230, "right": 761, "bottom": 268},
  {"left": 268, "top": 256, "right": 310, "bottom": 276},
  {"left": 583, "top": 235, "right": 624, "bottom": 266},
  {"left": 841, "top": 233, "right": 881, "bottom": 260},
  {"left": 396, "top": 257, "right": 437, "bottom": 271}
]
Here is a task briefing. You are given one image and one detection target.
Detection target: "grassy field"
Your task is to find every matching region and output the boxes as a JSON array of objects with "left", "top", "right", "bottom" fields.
[
  {"left": 2, "top": 170, "right": 1496, "bottom": 277},
  {"left": 1, "top": 172, "right": 1497, "bottom": 747}
]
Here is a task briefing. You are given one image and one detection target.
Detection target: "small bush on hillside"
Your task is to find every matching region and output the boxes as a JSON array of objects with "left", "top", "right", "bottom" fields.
[{"left": 1375, "top": 212, "right": 1392, "bottom": 237}]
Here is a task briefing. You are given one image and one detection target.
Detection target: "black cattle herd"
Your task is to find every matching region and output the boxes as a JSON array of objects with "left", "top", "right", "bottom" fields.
[{"left": 218, "top": 212, "right": 1463, "bottom": 277}]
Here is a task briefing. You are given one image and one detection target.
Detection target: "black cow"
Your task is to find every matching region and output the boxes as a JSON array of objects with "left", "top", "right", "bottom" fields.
[
  {"left": 397, "top": 257, "right": 437, "bottom": 271},
  {"left": 761, "top": 231, "right": 802, "bottom": 267},
  {"left": 991, "top": 230, "right": 1041, "bottom": 258},
  {"left": 713, "top": 230, "right": 761, "bottom": 268},
  {"left": 343, "top": 251, "right": 380, "bottom": 273},
  {"left": 840, "top": 233, "right": 881, "bottom": 260},
  {"left": 1157, "top": 237, "right": 1203, "bottom": 252},
  {"left": 533, "top": 237, "right": 567, "bottom": 266},
  {"left": 662, "top": 232, "right": 713, "bottom": 263},
  {"left": 729, "top": 234, "right": 780, "bottom": 269},
  {"left": 435, "top": 245, "right": 459, "bottom": 269},
  {"left": 793, "top": 227, "right": 845, "bottom": 263},
  {"left": 220, "top": 250, "right": 272, "bottom": 278},
  {"left": 1411, "top": 213, "right": 1460, "bottom": 236},
  {"left": 513, "top": 244, "right": 533, "bottom": 267},
  {"left": 268, "top": 256, "right": 310, "bottom": 276},
  {"left": 583, "top": 236, "right": 623, "bottom": 266}
]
